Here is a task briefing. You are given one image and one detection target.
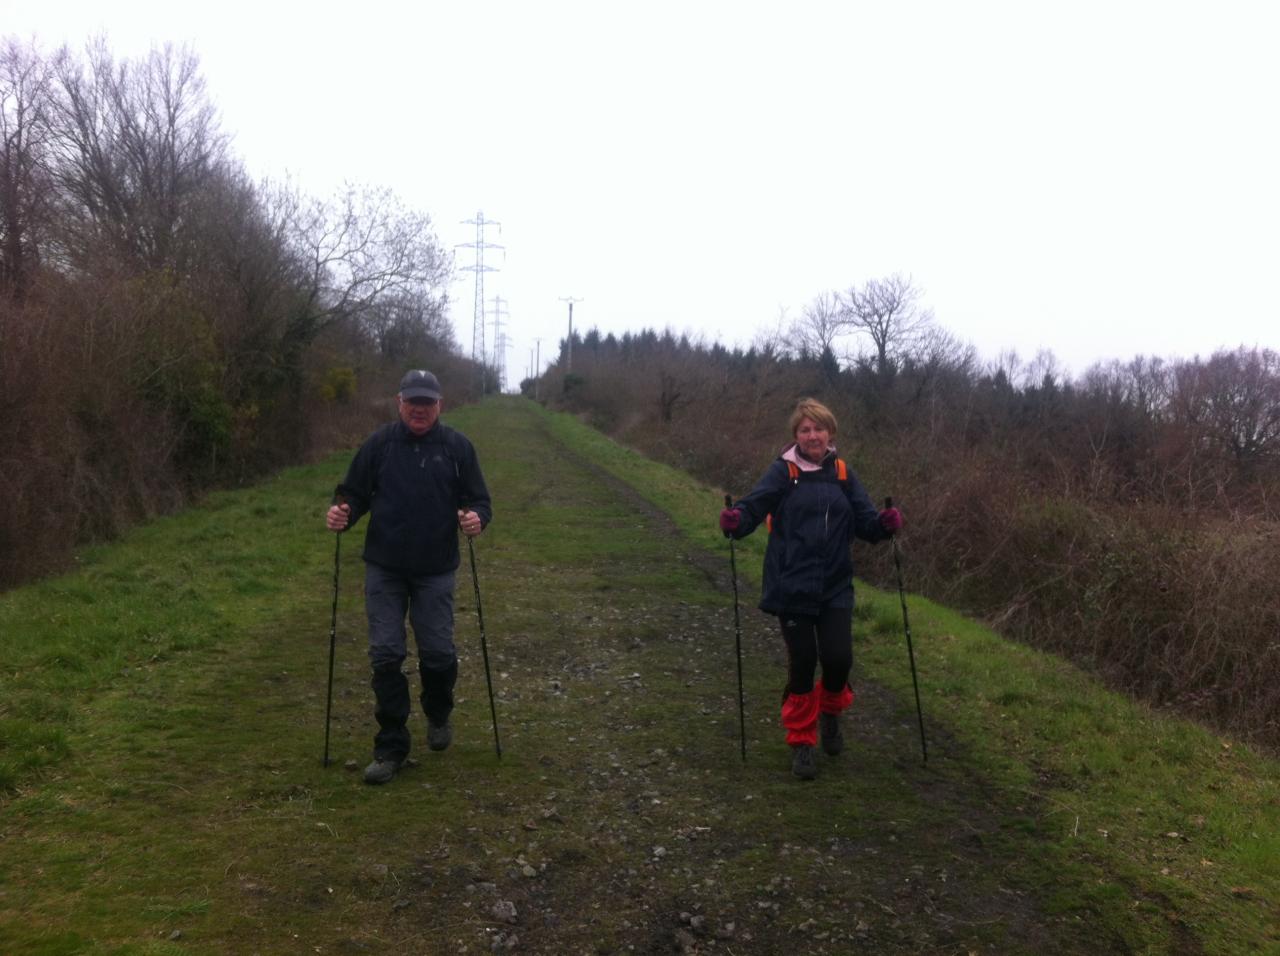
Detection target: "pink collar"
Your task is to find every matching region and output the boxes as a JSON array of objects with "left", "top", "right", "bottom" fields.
[{"left": 781, "top": 442, "right": 836, "bottom": 473}]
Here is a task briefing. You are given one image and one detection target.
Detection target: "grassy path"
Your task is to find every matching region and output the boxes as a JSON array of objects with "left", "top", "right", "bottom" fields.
[{"left": 1, "top": 397, "right": 1276, "bottom": 954}]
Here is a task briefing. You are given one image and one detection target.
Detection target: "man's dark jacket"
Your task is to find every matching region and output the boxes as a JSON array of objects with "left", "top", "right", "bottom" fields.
[
  {"left": 335, "top": 420, "right": 492, "bottom": 575},
  {"left": 729, "top": 452, "right": 888, "bottom": 616}
]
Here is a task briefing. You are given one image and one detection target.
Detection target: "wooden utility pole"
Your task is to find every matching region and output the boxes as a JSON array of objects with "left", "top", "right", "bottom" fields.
[{"left": 560, "top": 296, "right": 582, "bottom": 374}]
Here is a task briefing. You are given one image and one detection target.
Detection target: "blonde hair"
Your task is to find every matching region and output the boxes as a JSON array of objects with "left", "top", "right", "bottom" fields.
[{"left": 789, "top": 398, "right": 838, "bottom": 438}]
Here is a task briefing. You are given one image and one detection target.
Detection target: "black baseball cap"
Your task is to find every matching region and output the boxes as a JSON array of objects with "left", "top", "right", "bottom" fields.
[{"left": 399, "top": 369, "right": 442, "bottom": 400}]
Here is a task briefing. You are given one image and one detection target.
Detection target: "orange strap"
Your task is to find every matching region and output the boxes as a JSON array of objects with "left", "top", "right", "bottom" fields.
[{"left": 767, "top": 458, "right": 847, "bottom": 532}]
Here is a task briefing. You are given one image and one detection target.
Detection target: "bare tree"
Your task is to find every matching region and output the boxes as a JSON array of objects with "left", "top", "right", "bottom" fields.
[
  {"left": 280, "top": 182, "right": 452, "bottom": 354},
  {"left": 362, "top": 290, "right": 456, "bottom": 360},
  {"left": 790, "top": 290, "right": 846, "bottom": 360},
  {"left": 841, "top": 273, "right": 933, "bottom": 375},
  {"left": 752, "top": 307, "right": 791, "bottom": 363},
  {"left": 905, "top": 325, "right": 979, "bottom": 403},
  {"left": 649, "top": 328, "right": 700, "bottom": 423},
  {"left": 47, "top": 39, "right": 228, "bottom": 273},
  {"left": 1175, "top": 348, "right": 1280, "bottom": 474},
  {"left": 986, "top": 349, "right": 1022, "bottom": 390},
  {"left": 914, "top": 325, "right": 978, "bottom": 375},
  {"left": 1023, "top": 348, "right": 1064, "bottom": 392},
  {"left": 1126, "top": 355, "right": 1170, "bottom": 422},
  {"left": 657, "top": 368, "right": 688, "bottom": 423},
  {"left": 0, "top": 37, "right": 55, "bottom": 300}
]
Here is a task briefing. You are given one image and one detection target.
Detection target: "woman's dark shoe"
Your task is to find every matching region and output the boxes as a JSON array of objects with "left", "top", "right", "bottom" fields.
[
  {"left": 790, "top": 744, "right": 818, "bottom": 780},
  {"left": 820, "top": 713, "right": 844, "bottom": 755}
]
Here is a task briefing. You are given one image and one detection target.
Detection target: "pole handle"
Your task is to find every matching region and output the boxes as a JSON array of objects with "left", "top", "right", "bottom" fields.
[
  {"left": 724, "top": 493, "right": 732, "bottom": 508},
  {"left": 885, "top": 496, "right": 894, "bottom": 509}
]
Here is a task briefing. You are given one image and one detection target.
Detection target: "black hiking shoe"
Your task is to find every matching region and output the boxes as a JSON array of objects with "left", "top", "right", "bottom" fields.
[
  {"left": 427, "top": 721, "right": 452, "bottom": 752},
  {"left": 790, "top": 744, "right": 818, "bottom": 780},
  {"left": 363, "top": 757, "right": 402, "bottom": 785},
  {"left": 820, "top": 713, "right": 844, "bottom": 755}
]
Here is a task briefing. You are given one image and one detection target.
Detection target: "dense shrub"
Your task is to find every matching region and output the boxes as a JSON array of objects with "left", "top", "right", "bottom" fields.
[{"left": 0, "top": 37, "right": 481, "bottom": 588}]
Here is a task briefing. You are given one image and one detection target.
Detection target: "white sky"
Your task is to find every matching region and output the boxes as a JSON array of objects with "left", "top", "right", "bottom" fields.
[{"left": 6, "top": 0, "right": 1278, "bottom": 384}]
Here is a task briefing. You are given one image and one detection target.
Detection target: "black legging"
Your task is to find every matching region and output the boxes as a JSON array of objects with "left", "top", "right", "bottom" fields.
[{"left": 781, "top": 605, "right": 853, "bottom": 695}]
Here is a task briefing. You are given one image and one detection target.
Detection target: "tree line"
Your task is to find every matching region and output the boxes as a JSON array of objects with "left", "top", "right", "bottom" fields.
[
  {"left": 0, "top": 36, "right": 477, "bottom": 587},
  {"left": 531, "top": 280, "right": 1280, "bottom": 750}
]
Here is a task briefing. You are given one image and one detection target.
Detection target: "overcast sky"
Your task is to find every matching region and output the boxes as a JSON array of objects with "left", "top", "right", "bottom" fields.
[{"left": 6, "top": 1, "right": 1278, "bottom": 385}]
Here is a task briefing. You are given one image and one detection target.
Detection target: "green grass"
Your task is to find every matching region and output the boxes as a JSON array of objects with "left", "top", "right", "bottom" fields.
[{"left": 0, "top": 396, "right": 1276, "bottom": 954}]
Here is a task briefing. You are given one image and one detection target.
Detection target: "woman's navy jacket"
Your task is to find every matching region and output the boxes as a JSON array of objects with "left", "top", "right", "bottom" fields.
[
  {"left": 730, "top": 453, "right": 888, "bottom": 617},
  {"left": 334, "top": 419, "right": 492, "bottom": 576}
]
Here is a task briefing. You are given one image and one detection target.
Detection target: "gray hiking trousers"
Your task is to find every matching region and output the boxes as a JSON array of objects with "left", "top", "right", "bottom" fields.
[
  {"left": 364, "top": 562, "right": 459, "bottom": 760},
  {"left": 364, "top": 562, "right": 457, "bottom": 670}
]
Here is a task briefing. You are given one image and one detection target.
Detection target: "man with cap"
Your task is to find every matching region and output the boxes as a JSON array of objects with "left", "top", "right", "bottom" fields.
[{"left": 325, "top": 369, "right": 492, "bottom": 784}]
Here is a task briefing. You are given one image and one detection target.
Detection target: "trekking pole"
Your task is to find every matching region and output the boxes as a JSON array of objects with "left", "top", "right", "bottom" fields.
[
  {"left": 466, "top": 536, "right": 503, "bottom": 759},
  {"left": 725, "top": 494, "right": 747, "bottom": 762},
  {"left": 324, "top": 531, "right": 341, "bottom": 768},
  {"left": 886, "top": 497, "right": 927, "bottom": 764}
]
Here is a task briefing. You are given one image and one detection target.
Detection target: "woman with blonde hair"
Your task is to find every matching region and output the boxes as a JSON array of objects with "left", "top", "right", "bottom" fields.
[{"left": 719, "top": 398, "right": 901, "bottom": 779}]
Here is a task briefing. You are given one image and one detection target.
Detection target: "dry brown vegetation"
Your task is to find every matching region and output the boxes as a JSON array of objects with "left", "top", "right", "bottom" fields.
[
  {"left": 0, "top": 36, "right": 484, "bottom": 587},
  {"left": 532, "top": 313, "right": 1280, "bottom": 752}
]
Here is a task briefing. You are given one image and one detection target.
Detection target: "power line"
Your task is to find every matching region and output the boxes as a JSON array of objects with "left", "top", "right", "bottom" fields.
[
  {"left": 489, "top": 294, "right": 511, "bottom": 391},
  {"left": 456, "top": 212, "right": 503, "bottom": 392},
  {"left": 496, "top": 331, "right": 512, "bottom": 394},
  {"left": 533, "top": 337, "right": 542, "bottom": 401}
]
